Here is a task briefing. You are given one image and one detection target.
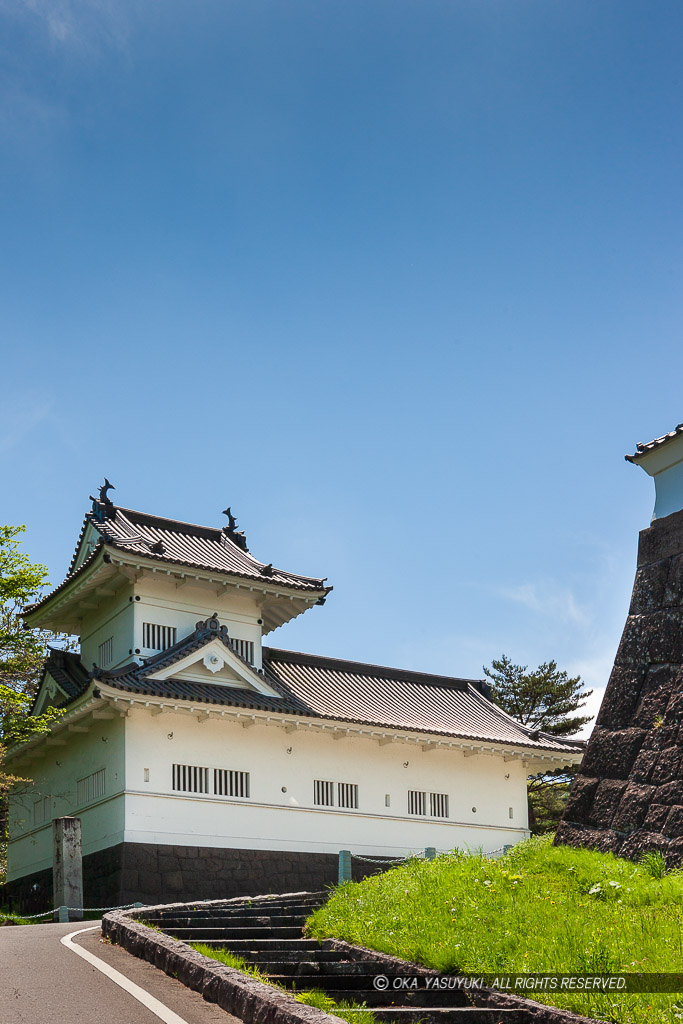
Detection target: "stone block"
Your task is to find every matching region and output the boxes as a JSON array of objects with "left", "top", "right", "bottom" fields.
[
  {"left": 664, "top": 552, "right": 683, "bottom": 606},
  {"left": 653, "top": 780, "right": 683, "bottom": 806},
  {"left": 588, "top": 779, "right": 628, "bottom": 828},
  {"left": 637, "top": 510, "right": 683, "bottom": 567},
  {"left": 161, "top": 871, "right": 183, "bottom": 891},
  {"left": 633, "top": 664, "right": 680, "bottom": 728},
  {"left": 630, "top": 560, "right": 669, "bottom": 614},
  {"left": 594, "top": 664, "right": 648, "bottom": 729},
  {"left": 619, "top": 830, "right": 669, "bottom": 862},
  {"left": 650, "top": 747, "right": 682, "bottom": 785},
  {"left": 664, "top": 805, "right": 683, "bottom": 838},
  {"left": 612, "top": 783, "right": 657, "bottom": 832},
  {"left": 665, "top": 838, "right": 683, "bottom": 868},
  {"left": 643, "top": 804, "right": 670, "bottom": 832},
  {"left": 580, "top": 728, "right": 647, "bottom": 780},
  {"left": 630, "top": 748, "right": 659, "bottom": 783}
]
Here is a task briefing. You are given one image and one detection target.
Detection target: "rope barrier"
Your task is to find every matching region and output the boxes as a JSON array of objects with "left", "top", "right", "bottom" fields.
[{"left": 2, "top": 901, "right": 145, "bottom": 922}]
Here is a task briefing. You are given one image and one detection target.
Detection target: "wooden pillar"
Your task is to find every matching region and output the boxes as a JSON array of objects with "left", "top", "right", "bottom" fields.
[{"left": 53, "top": 817, "right": 83, "bottom": 921}]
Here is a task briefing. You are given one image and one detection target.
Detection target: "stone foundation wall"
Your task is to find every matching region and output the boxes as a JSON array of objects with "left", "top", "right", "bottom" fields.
[
  {"left": 556, "top": 507, "right": 683, "bottom": 866},
  {"left": 3, "top": 842, "right": 382, "bottom": 913}
]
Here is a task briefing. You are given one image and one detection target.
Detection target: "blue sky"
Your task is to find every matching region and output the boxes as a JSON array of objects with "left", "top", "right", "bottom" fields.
[{"left": 2, "top": 1, "right": 682, "bottom": 734}]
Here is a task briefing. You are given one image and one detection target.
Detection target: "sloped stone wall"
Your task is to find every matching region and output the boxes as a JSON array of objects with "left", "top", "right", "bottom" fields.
[{"left": 556, "top": 508, "right": 683, "bottom": 865}]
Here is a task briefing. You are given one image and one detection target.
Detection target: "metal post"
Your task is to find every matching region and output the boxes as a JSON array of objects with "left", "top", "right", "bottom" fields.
[
  {"left": 57, "top": 906, "right": 69, "bottom": 923},
  {"left": 424, "top": 847, "right": 437, "bottom": 860},
  {"left": 53, "top": 817, "right": 83, "bottom": 922},
  {"left": 503, "top": 844, "right": 513, "bottom": 855},
  {"left": 338, "top": 850, "right": 352, "bottom": 883}
]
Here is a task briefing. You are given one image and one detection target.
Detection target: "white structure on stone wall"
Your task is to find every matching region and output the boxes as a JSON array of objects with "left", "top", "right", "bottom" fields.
[{"left": 6, "top": 485, "right": 582, "bottom": 905}]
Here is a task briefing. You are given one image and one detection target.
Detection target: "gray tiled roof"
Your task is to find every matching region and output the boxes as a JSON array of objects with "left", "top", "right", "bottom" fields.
[
  {"left": 25, "top": 502, "right": 330, "bottom": 618},
  {"left": 625, "top": 423, "right": 683, "bottom": 463},
  {"left": 45, "top": 628, "right": 581, "bottom": 753}
]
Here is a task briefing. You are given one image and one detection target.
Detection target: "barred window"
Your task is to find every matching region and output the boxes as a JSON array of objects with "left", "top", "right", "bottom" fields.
[
  {"left": 33, "top": 796, "right": 50, "bottom": 825},
  {"left": 214, "top": 768, "right": 250, "bottom": 798},
  {"left": 77, "top": 769, "right": 106, "bottom": 806},
  {"left": 143, "top": 623, "right": 177, "bottom": 651},
  {"left": 408, "top": 790, "right": 427, "bottom": 815},
  {"left": 231, "top": 638, "right": 255, "bottom": 665},
  {"left": 337, "top": 782, "right": 359, "bottom": 809},
  {"left": 98, "top": 636, "right": 113, "bottom": 666},
  {"left": 429, "top": 792, "right": 449, "bottom": 818},
  {"left": 172, "top": 763, "right": 209, "bottom": 794},
  {"left": 314, "top": 779, "right": 335, "bottom": 806}
]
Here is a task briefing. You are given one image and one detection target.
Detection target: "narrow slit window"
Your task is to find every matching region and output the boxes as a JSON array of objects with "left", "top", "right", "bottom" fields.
[
  {"left": 98, "top": 637, "right": 113, "bottom": 666},
  {"left": 143, "top": 623, "right": 177, "bottom": 651},
  {"left": 33, "top": 796, "right": 50, "bottom": 825},
  {"left": 172, "top": 763, "right": 209, "bottom": 794},
  {"left": 337, "top": 782, "right": 359, "bottom": 809},
  {"left": 314, "top": 779, "right": 335, "bottom": 806},
  {"left": 429, "top": 792, "right": 449, "bottom": 818},
  {"left": 408, "top": 790, "right": 427, "bottom": 816},
  {"left": 214, "top": 768, "right": 250, "bottom": 798},
  {"left": 76, "top": 769, "right": 106, "bottom": 806},
  {"left": 231, "top": 638, "right": 255, "bottom": 665}
]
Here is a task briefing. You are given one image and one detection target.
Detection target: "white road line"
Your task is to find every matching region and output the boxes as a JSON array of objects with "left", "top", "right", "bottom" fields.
[{"left": 61, "top": 926, "right": 191, "bottom": 1024}]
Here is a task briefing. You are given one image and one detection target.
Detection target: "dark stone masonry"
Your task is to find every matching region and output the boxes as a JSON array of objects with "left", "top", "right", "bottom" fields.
[
  {"left": 2, "top": 843, "right": 381, "bottom": 914},
  {"left": 556, "top": 506, "right": 683, "bottom": 866}
]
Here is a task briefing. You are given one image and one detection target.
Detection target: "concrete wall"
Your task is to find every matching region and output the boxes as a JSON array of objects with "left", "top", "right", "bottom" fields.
[{"left": 123, "top": 710, "right": 530, "bottom": 857}]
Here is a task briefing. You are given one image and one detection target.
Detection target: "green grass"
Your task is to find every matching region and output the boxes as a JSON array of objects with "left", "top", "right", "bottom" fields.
[
  {"left": 190, "top": 942, "right": 380, "bottom": 1024},
  {"left": 305, "top": 835, "right": 683, "bottom": 1024}
]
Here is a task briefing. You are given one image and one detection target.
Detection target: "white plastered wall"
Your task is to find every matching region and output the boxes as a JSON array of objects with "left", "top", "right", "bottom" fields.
[
  {"left": 6, "top": 717, "right": 125, "bottom": 883},
  {"left": 123, "top": 711, "right": 530, "bottom": 857}
]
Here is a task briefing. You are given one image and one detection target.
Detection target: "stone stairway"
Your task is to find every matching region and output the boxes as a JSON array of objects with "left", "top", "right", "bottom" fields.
[{"left": 142, "top": 891, "right": 535, "bottom": 1023}]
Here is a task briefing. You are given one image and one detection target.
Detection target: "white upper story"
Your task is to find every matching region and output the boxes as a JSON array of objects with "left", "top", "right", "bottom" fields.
[{"left": 626, "top": 423, "right": 683, "bottom": 521}]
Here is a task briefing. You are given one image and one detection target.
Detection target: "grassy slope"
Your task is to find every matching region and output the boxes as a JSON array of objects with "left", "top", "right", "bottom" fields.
[{"left": 306, "top": 836, "right": 683, "bottom": 1024}]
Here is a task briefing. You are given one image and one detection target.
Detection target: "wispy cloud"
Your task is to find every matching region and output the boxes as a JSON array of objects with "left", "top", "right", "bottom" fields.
[
  {"left": 3, "top": 0, "right": 135, "bottom": 54},
  {"left": 0, "top": 392, "right": 54, "bottom": 455},
  {"left": 494, "top": 580, "right": 589, "bottom": 626}
]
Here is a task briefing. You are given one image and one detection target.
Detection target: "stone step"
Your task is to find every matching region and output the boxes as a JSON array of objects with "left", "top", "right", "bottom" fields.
[
  {"left": 153, "top": 914, "right": 310, "bottom": 930},
  {"left": 256, "top": 960, "right": 390, "bottom": 978},
  {"left": 273, "top": 983, "right": 480, "bottom": 1008},
  {"left": 226, "top": 949, "right": 343, "bottom": 964},
  {"left": 192, "top": 937, "right": 322, "bottom": 953},
  {"left": 169, "top": 925, "right": 304, "bottom": 940},
  {"left": 148, "top": 904, "right": 323, "bottom": 923}
]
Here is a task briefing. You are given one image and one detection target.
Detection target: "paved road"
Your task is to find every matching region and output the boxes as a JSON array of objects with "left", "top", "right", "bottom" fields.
[{"left": 0, "top": 920, "right": 240, "bottom": 1024}]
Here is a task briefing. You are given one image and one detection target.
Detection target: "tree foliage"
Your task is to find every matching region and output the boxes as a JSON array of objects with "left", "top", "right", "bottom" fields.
[
  {"left": 0, "top": 526, "right": 72, "bottom": 875},
  {"left": 483, "top": 653, "right": 592, "bottom": 736},
  {"left": 483, "top": 653, "right": 591, "bottom": 834}
]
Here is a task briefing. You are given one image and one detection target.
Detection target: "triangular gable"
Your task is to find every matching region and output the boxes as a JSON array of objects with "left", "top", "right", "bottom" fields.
[
  {"left": 32, "top": 670, "right": 72, "bottom": 715},
  {"left": 144, "top": 635, "right": 282, "bottom": 696},
  {"left": 71, "top": 520, "right": 102, "bottom": 573}
]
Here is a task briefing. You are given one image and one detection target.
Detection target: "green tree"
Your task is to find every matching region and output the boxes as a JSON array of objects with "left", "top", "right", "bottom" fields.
[
  {"left": 483, "top": 654, "right": 591, "bottom": 834},
  {"left": 483, "top": 654, "right": 592, "bottom": 736},
  {"left": 0, "top": 525, "right": 71, "bottom": 878}
]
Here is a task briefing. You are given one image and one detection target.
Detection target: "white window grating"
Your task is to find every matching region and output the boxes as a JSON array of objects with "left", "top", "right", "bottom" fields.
[
  {"left": 337, "top": 782, "right": 359, "bottom": 809},
  {"left": 143, "top": 623, "right": 177, "bottom": 651},
  {"left": 98, "top": 636, "right": 113, "bottom": 666},
  {"left": 214, "top": 768, "right": 250, "bottom": 798},
  {"left": 429, "top": 792, "right": 449, "bottom": 818},
  {"left": 172, "top": 763, "right": 209, "bottom": 794},
  {"left": 231, "top": 638, "right": 255, "bottom": 665},
  {"left": 408, "top": 790, "right": 427, "bottom": 815},
  {"left": 77, "top": 769, "right": 106, "bottom": 807},
  {"left": 33, "top": 796, "right": 50, "bottom": 826},
  {"left": 314, "top": 779, "right": 335, "bottom": 806}
]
